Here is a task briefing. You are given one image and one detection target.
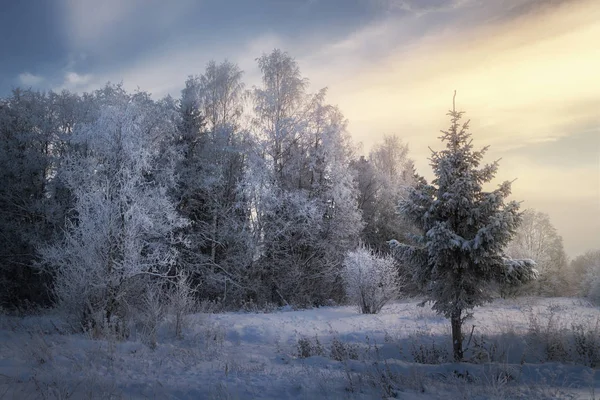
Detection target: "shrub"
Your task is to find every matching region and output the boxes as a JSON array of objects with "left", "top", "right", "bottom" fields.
[
  {"left": 296, "top": 336, "right": 324, "bottom": 358},
  {"left": 572, "top": 319, "right": 600, "bottom": 368},
  {"left": 408, "top": 329, "right": 450, "bottom": 364},
  {"left": 167, "top": 273, "right": 197, "bottom": 339},
  {"left": 342, "top": 245, "right": 399, "bottom": 314},
  {"left": 330, "top": 337, "right": 359, "bottom": 361},
  {"left": 526, "top": 306, "right": 569, "bottom": 363}
]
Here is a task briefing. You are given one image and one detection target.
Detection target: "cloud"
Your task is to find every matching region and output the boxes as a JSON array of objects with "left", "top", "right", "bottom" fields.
[
  {"left": 50, "top": 0, "right": 597, "bottom": 255},
  {"left": 297, "top": 0, "right": 600, "bottom": 155},
  {"left": 498, "top": 156, "right": 599, "bottom": 202},
  {"left": 60, "top": 0, "right": 144, "bottom": 50},
  {"left": 54, "top": 71, "right": 94, "bottom": 92},
  {"left": 18, "top": 72, "right": 44, "bottom": 86},
  {"left": 65, "top": 71, "right": 92, "bottom": 86},
  {"left": 371, "top": 0, "right": 479, "bottom": 15},
  {"left": 290, "top": 0, "right": 599, "bottom": 256},
  {"left": 508, "top": 159, "right": 600, "bottom": 257},
  {"left": 50, "top": 31, "right": 286, "bottom": 99},
  {"left": 54, "top": 0, "right": 599, "bottom": 155},
  {"left": 60, "top": 0, "right": 195, "bottom": 55}
]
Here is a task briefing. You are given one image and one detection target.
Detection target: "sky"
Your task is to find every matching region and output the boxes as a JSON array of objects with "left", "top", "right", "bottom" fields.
[{"left": 1, "top": 0, "right": 598, "bottom": 257}]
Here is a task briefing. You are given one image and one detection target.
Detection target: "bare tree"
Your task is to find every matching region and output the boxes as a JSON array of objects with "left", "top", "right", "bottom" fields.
[
  {"left": 505, "top": 209, "right": 569, "bottom": 296},
  {"left": 571, "top": 250, "right": 600, "bottom": 303},
  {"left": 355, "top": 135, "right": 416, "bottom": 254},
  {"left": 248, "top": 50, "right": 362, "bottom": 306}
]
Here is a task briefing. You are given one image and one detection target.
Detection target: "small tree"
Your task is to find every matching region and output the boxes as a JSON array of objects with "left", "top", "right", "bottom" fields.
[
  {"left": 572, "top": 250, "right": 600, "bottom": 304},
  {"left": 354, "top": 135, "right": 416, "bottom": 254},
  {"left": 390, "top": 94, "right": 537, "bottom": 361},
  {"left": 167, "top": 272, "right": 197, "bottom": 339},
  {"left": 586, "top": 267, "right": 600, "bottom": 305},
  {"left": 342, "top": 245, "right": 398, "bottom": 314},
  {"left": 505, "top": 209, "right": 569, "bottom": 296}
]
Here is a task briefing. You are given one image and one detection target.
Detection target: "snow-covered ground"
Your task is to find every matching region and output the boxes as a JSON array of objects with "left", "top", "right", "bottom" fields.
[{"left": 1, "top": 297, "right": 598, "bottom": 399}]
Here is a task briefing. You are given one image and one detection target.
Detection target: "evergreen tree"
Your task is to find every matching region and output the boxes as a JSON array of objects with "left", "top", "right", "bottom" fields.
[
  {"left": 390, "top": 94, "right": 537, "bottom": 361},
  {"left": 174, "top": 63, "right": 252, "bottom": 305},
  {"left": 0, "top": 89, "right": 68, "bottom": 308}
]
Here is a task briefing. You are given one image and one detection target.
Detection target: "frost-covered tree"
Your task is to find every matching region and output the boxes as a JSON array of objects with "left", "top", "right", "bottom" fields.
[
  {"left": 390, "top": 95, "right": 537, "bottom": 361},
  {"left": 585, "top": 264, "right": 600, "bottom": 305},
  {"left": 505, "top": 209, "right": 569, "bottom": 296},
  {"left": 0, "top": 89, "right": 75, "bottom": 308},
  {"left": 249, "top": 50, "right": 362, "bottom": 306},
  {"left": 342, "top": 245, "right": 398, "bottom": 314},
  {"left": 174, "top": 61, "right": 252, "bottom": 304},
  {"left": 253, "top": 49, "right": 308, "bottom": 188},
  {"left": 39, "top": 88, "right": 187, "bottom": 328},
  {"left": 354, "top": 135, "right": 416, "bottom": 254},
  {"left": 571, "top": 250, "right": 600, "bottom": 304},
  {"left": 306, "top": 94, "right": 364, "bottom": 292}
]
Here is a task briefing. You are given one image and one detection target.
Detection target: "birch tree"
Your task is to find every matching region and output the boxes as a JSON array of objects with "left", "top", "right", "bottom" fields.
[
  {"left": 249, "top": 50, "right": 362, "bottom": 306},
  {"left": 505, "top": 209, "right": 569, "bottom": 296}
]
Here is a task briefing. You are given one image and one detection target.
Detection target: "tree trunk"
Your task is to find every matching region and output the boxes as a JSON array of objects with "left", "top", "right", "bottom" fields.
[
  {"left": 451, "top": 309, "right": 463, "bottom": 361},
  {"left": 211, "top": 213, "right": 218, "bottom": 264}
]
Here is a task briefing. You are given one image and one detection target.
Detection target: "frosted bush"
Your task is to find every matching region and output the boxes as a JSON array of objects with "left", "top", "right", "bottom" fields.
[
  {"left": 342, "top": 245, "right": 399, "bottom": 314},
  {"left": 167, "top": 273, "right": 197, "bottom": 339}
]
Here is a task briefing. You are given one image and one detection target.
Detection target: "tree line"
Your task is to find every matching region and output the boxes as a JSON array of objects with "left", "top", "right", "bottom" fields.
[
  {"left": 0, "top": 50, "right": 414, "bottom": 318},
  {"left": 0, "top": 50, "right": 596, "bottom": 331}
]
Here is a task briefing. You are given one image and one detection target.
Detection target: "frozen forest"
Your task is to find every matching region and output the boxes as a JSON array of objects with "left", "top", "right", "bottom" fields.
[{"left": 1, "top": 50, "right": 599, "bottom": 399}]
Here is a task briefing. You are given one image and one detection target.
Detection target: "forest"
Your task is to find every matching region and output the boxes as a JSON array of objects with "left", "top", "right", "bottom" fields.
[
  {"left": 1, "top": 49, "right": 599, "bottom": 399},
  {"left": 2, "top": 49, "right": 596, "bottom": 314}
]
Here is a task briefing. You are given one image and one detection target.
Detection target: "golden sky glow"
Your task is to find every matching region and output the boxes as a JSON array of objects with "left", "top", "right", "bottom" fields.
[{"left": 301, "top": 0, "right": 600, "bottom": 257}]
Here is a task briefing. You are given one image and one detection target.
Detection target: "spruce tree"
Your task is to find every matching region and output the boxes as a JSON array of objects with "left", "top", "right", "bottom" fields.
[{"left": 390, "top": 93, "right": 537, "bottom": 361}]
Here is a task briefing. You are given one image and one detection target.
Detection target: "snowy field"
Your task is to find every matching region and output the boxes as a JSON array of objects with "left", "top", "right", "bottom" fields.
[{"left": 1, "top": 297, "right": 599, "bottom": 399}]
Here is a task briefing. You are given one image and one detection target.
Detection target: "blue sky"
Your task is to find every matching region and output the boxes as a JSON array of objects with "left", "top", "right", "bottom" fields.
[{"left": 1, "top": 0, "right": 598, "bottom": 256}]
